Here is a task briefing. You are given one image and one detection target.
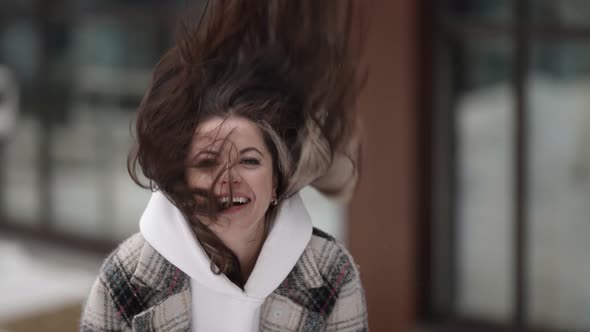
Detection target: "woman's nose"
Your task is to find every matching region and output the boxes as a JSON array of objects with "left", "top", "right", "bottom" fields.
[{"left": 220, "top": 166, "right": 241, "bottom": 184}]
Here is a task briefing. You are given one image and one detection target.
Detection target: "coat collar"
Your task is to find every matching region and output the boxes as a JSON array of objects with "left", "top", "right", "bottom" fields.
[{"left": 128, "top": 232, "right": 324, "bottom": 331}]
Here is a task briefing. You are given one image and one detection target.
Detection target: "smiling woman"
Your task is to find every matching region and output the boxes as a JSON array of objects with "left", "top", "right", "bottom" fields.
[
  {"left": 186, "top": 116, "right": 281, "bottom": 285},
  {"left": 81, "top": 1, "right": 367, "bottom": 331}
]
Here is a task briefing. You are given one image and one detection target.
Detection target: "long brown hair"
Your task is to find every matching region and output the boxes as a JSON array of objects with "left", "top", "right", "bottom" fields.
[{"left": 128, "top": 0, "right": 365, "bottom": 287}]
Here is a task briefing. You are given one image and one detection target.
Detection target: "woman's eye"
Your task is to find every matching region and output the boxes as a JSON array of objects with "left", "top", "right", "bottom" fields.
[
  {"left": 196, "top": 159, "right": 218, "bottom": 168},
  {"left": 241, "top": 158, "right": 260, "bottom": 166}
]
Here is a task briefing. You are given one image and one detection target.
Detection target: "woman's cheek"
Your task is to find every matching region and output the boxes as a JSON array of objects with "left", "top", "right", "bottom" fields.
[{"left": 187, "top": 170, "right": 207, "bottom": 188}]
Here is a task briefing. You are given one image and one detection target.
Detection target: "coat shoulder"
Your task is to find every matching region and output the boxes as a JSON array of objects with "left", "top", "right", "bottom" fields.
[
  {"left": 81, "top": 233, "right": 148, "bottom": 329},
  {"left": 309, "top": 227, "right": 360, "bottom": 279},
  {"left": 99, "top": 231, "right": 186, "bottom": 296},
  {"left": 308, "top": 227, "right": 364, "bottom": 303},
  {"left": 308, "top": 228, "right": 368, "bottom": 331},
  {"left": 99, "top": 232, "right": 146, "bottom": 280}
]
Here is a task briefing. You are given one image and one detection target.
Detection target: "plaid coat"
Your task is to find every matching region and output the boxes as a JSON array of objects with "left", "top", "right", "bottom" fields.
[{"left": 80, "top": 228, "right": 368, "bottom": 331}]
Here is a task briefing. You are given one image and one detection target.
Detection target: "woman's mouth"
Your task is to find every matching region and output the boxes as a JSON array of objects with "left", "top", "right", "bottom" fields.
[{"left": 217, "top": 196, "right": 251, "bottom": 213}]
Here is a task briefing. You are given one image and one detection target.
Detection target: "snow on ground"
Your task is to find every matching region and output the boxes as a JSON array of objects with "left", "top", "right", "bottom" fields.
[{"left": 0, "top": 237, "right": 103, "bottom": 323}]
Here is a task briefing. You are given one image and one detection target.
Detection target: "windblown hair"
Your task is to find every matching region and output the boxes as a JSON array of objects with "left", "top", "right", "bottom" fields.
[{"left": 128, "top": 0, "right": 365, "bottom": 287}]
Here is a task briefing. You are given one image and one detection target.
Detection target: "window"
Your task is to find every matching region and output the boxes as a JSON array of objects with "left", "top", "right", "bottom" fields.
[
  {"left": 428, "top": 1, "right": 590, "bottom": 331},
  {"left": 0, "top": 1, "right": 185, "bottom": 248}
]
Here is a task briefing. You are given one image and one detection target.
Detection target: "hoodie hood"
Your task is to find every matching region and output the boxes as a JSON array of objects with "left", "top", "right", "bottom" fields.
[{"left": 139, "top": 191, "right": 313, "bottom": 299}]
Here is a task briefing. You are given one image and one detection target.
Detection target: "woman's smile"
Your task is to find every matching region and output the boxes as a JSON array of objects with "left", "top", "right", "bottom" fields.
[{"left": 217, "top": 194, "right": 253, "bottom": 214}]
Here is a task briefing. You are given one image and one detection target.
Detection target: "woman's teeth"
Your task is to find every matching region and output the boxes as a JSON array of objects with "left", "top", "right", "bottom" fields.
[{"left": 218, "top": 196, "right": 250, "bottom": 207}]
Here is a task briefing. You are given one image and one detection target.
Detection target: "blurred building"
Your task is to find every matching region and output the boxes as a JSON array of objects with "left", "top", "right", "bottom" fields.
[{"left": 1, "top": 1, "right": 590, "bottom": 332}]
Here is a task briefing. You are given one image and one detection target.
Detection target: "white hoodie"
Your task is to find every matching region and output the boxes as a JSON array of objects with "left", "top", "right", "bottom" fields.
[{"left": 139, "top": 192, "right": 312, "bottom": 332}]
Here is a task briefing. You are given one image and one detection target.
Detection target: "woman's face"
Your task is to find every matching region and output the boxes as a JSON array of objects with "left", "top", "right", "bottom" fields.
[{"left": 186, "top": 115, "right": 276, "bottom": 238}]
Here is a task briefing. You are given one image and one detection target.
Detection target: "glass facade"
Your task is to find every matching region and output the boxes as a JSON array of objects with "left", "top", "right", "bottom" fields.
[
  {"left": 454, "top": 35, "right": 515, "bottom": 322},
  {"left": 433, "top": 0, "right": 590, "bottom": 330},
  {"left": 439, "top": 0, "right": 511, "bottom": 21},
  {"left": 0, "top": 1, "right": 347, "bottom": 246},
  {"left": 0, "top": 2, "right": 182, "bottom": 241},
  {"left": 528, "top": 40, "right": 590, "bottom": 330}
]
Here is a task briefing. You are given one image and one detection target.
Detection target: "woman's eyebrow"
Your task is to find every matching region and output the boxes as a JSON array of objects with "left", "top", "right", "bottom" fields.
[
  {"left": 240, "top": 147, "right": 263, "bottom": 157},
  {"left": 193, "top": 150, "right": 219, "bottom": 159}
]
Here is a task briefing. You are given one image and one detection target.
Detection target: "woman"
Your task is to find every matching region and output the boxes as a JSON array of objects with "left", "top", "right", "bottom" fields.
[{"left": 81, "top": 1, "right": 367, "bottom": 331}]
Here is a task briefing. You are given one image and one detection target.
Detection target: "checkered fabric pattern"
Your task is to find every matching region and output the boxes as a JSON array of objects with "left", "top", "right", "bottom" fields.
[{"left": 80, "top": 229, "right": 367, "bottom": 331}]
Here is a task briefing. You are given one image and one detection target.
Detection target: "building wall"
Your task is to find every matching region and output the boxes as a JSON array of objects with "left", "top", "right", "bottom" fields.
[{"left": 349, "top": 0, "right": 420, "bottom": 330}]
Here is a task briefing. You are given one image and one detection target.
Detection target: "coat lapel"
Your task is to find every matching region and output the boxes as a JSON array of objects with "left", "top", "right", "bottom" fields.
[
  {"left": 130, "top": 240, "right": 192, "bottom": 332},
  {"left": 132, "top": 290, "right": 192, "bottom": 332},
  {"left": 260, "top": 243, "right": 327, "bottom": 331}
]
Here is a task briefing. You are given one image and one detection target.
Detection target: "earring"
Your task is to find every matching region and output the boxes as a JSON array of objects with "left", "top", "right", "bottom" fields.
[{"left": 271, "top": 198, "right": 278, "bottom": 206}]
